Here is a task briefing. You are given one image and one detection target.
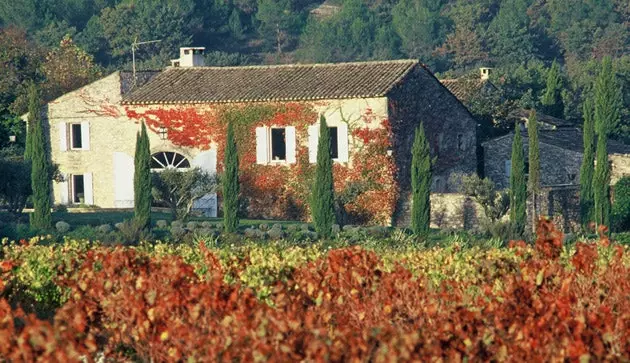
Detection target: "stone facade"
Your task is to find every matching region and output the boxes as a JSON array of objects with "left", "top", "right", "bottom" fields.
[
  {"left": 483, "top": 128, "right": 630, "bottom": 190},
  {"left": 42, "top": 59, "right": 477, "bottom": 225}
]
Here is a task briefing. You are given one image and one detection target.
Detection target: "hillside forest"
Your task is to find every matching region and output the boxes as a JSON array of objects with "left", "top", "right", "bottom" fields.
[{"left": 0, "top": 0, "right": 629, "bottom": 147}]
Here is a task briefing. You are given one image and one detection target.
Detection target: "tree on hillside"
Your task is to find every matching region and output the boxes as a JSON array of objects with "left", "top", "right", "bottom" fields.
[
  {"left": 527, "top": 110, "right": 540, "bottom": 228},
  {"left": 411, "top": 123, "right": 431, "bottom": 235},
  {"left": 27, "top": 83, "right": 51, "bottom": 230},
  {"left": 510, "top": 124, "right": 526, "bottom": 237},
  {"left": 579, "top": 99, "right": 595, "bottom": 227},
  {"left": 541, "top": 60, "right": 564, "bottom": 118},
  {"left": 311, "top": 115, "right": 336, "bottom": 239},
  {"left": 223, "top": 122, "right": 240, "bottom": 233},
  {"left": 134, "top": 122, "right": 151, "bottom": 229},
  {"left": 392, "top": 0, "right": 449, "bottom": 63},
  {"left": 256, "top": 0, "right": 304, "bottom": 54},
  {"left": 487, "top": 0, "right": 537, "bottom": 65}
]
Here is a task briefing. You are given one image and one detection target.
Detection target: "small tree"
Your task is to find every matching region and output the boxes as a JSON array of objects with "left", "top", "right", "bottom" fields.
[
  {"left": 461, "top": 174, "right": 509, "bottom": 224},
  {"left": 0, "top": 148, "right": 31, "bottom": 215},
  {"left": 223, "top": 122, "right": 240, "bottom": 233},
  {"left": 612, "top": 177, "right": 630, "bottom": 232},
  {"left": 510, "top": 125, "right": 526, "bottom": 237},
  {"left": 152, "top": 168, "right": 217, "bottom": 221},
  {"left": 27, "top": 84, "right": 52, "bottom": 229},
  {"left": 579, "top": 99, "right": 595, "bottom": 227},
  {"left": 411, "top": 124, "right": 431, "bottom": 235},
  {"left": 311, "top": 115, "right": 336, "bottom": 239},
  {"left": 540, "top": 60, "right": 564, "bottom": 118},
  {"left": 527, "top": 110, "right": 540, "bottom": 228},
  {"left": 134, "top": 122, "right": 152, "bottom": 229}
]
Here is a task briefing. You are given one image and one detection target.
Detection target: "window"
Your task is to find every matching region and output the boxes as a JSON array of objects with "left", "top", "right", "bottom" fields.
[
  {"left": 71, "top": 124, "right": 83, "bottom": 149},
  {"left": 457, "top": 134, "right": 464, "bottom": 151},
  {"left": 329, "top": 127, "right": 339, "bottom": 159},
  {"left": 505, "top": 160, "right": 512, "bottom": 177},
  {"left": 271, "top": 128, "right": 287, "bottom": 161},
  {"left": 151, "top": 152, "right": 191, "bottom": 169},
  {"left": 72, "top": 175, "right": 85, "bottom": 204},
  {"left": 568, "top": 173, "right": 577, "bottom": 183}
]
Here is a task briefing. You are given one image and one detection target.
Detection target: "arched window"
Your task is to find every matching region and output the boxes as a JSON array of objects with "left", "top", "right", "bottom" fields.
[{"left": 151, "top": 152, "right": 191, "bottom": 169}]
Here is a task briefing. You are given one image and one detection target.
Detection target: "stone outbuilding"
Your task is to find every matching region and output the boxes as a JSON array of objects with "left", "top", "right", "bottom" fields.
[{"left": 42, "top": 48, "right": 477, "bottom": 225}]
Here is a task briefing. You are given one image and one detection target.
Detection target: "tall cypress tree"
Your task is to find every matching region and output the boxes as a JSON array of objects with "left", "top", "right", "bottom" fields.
[
  {"left": 528, "top": 110, "right": 540, "bottom": 228},
  {"left": 579, "top": 99, "right": 595, "bottom": 226},
  {"left": 411, "top": 123, "right": 431, "bottom": 235},
  {"left": 134, "top": 122, "right": 151, "bottom": 229},
  {"left": 28, "top": 83, "right": 51, "bottom": 229},
  {"left": 593, "top": 56, "right": 619, "bottom": 229},
  {"left": 223, "top": 122, "right": 240, "bottom": 233},
  {"left": 311, "top": 115, "right": 335, "bottom": 239},
  {"left": 541, "top": 60, "right": 564, "bottom": 118},
  {"left": 510, "top": 124, "right": 526, "bottom": 237}
]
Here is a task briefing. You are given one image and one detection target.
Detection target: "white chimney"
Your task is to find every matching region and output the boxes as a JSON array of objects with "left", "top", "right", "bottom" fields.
[
  {"left": 479, "top": 67, "right": 492, "bottom": 80},
  {"left": 170, "top": 47, "right": 206, "bottom": 68}
]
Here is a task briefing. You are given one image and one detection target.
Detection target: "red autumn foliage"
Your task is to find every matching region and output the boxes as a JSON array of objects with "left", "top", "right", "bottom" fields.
[{"left": 1, "top": 221, "right": 629, "bottom": 361}]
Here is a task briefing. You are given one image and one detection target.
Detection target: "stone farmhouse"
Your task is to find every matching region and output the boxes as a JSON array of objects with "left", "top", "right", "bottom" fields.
[{"left": 43, "top": 47, "right": 477, "bottom": 225}]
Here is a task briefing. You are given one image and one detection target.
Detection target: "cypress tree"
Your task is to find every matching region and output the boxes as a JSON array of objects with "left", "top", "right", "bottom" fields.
[
  {"left": 593, "top": 56, "right": 619, "bottom": 229},
  {"left": 223, "top": 122, "right": 240, "bottom": 233},
  {"left": 527, "top": 110, "right": 540, "bottom": 228},
  {"left": 24, "top": 84, "right": 36, "bottom": 160},
  {"left": 411, "top": 123, "right": 431, "bottom": 235},
  {"left": 28, "top": 83, "right": 52, "bottom": 229},
  {"left": 311, "top": 115, "right": 335, "bottom": 239},
  {"left": 510, "top": 124, "right": 526, "bottom": 237},
  {"left": 579, "top": 99, "right": 595, "bottom": 226},
  {"left": 133, "top": 122, "right": 151, "bottom": 229},
  {"left": 541, "top": 60, "right": 564, "bottom": 118}
]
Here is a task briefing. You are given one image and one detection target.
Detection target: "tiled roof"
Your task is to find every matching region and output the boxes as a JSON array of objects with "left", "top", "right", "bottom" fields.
[
  {"left": 440, "top": 78, "right": 496, "bottom": 104},
  {"left": 483, "top": 128, "right": 630, "bottom": 155},
  {"left": 509, "top": 108, "right": 575, "bottom": 129},
  {"left": 122, "top": 60, "right": 420, "bottom": 105}
]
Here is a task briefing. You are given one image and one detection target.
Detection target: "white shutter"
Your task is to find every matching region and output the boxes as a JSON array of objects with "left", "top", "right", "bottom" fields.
[
  {"left": 285, "top": 126, "right": 296, "bottom": 164},
  {"left": 192, "top": 150, "right": 217, "bottom": 174},
  {"left": 81, "top": 122, "right": 90, "bottom": 150},
  {"left": 59, "top": 174, "right": 69, "bottom": 204},
  {"left": 84, "top": 172, "right": 94, "bottom": 205},
  {"left": 113, "top": 152, "right": 135, "bottom": 208},
  {"left": 308, "top": 125, "right": 319, "bottom": 163},
  {"left": 337, "top": 123, "right": 349, "bottom": 162},
  {"left": 255, "top": 127, "right": 268, "bottom": 164},
  {"left": 59, "top": 122, "right": 68, "bottom": 152}
]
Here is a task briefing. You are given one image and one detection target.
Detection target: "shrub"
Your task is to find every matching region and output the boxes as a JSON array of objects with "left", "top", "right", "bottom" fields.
[
  {"left": 55, "top": 221, "right": 70, "bottom": 234},
  {"left": 201, "top": 221, "right": 213, "bottom": 229},
  {"left": 97, "top": 224, "right": 112, "bottom": 234},
  {"left": 156, "top": 220, "right": 169, "bottom": 229},
  {"left": 186, "top": 221, "right": 198, "bottom": 230},
  {"left": 612, "top": 176, "right": 630, "bottom": 232},
  {"left": 116, "top": 219, "right": 152, "bottom": 245}
]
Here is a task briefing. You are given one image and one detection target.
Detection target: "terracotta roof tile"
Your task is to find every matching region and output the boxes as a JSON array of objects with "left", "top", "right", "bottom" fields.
[{"left": 122, "top": 60, "right": 420, "bottom": 105}]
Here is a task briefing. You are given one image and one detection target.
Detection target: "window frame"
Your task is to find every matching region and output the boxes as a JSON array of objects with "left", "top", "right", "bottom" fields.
[
  {"left": 71, "top": 174, "right": 85, "bottom": 204},
  {"left": 150, "top": 151, "right": 191, "bottom": 171},
  {"left": 70, "top": 123, "right": 83, "bottom": 150}
]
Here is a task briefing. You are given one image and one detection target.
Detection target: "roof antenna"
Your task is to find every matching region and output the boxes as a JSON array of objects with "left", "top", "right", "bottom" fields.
[{"left": 132, "top": 37, "right": 162, "bottom": 88}]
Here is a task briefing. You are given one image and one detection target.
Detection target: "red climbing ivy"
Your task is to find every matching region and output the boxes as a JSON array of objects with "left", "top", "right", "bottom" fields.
[{"left": 125, "top": 102, "right": 398, "bottom": 224}]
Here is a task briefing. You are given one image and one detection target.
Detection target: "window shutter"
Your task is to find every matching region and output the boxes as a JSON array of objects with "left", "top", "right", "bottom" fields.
[
  {"left": 255, "top": 127, "right": 268, "bottom": 164},
  {"left": 505, "top": 160, "right": 512, "bottom": 177},
  {"left": 59, "top": 174, "right": 69, "bottom": 204},
  {"left": 81, "top": 122, "right": 90, "bottom": 150},
  {"left": 337, "top": 123, "right": 349, "bottom": 162},
  {"left": 285, "top": 126, "right": 296, "bottom": 164},
  {"left": 84, "top": 172, "right": 94, "bottom": 205},
  {"left": 59, "top": 122, "right": 67, "bottom": 152},
  {"left": 308, "top": 125, "right": 319, "bottom": 163}
]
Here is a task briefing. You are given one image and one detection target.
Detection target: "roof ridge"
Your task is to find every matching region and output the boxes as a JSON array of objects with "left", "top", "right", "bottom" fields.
[{"left": 164, "top": 59, "right": 419, "bottom": 71}]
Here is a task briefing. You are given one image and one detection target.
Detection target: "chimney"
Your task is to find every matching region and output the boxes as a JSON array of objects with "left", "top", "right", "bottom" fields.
[
  {"left": 170, "top": 47, "right": 206, "bottom": 68},
  {"left": 479, "top": 67, "right": 492, "bottom": 80}
]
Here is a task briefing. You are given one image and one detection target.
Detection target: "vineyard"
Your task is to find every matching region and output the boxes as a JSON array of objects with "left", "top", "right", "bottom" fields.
[{"left": 1, "top": 220, "right": 629, "bottom": 362}]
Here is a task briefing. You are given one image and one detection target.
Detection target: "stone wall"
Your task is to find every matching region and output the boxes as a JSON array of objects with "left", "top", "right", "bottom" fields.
[
  {"left": 484, "top": 133, "right": 582, "bottom": 189},
  {"left": 388, "top": 66, "right": 478, "bottom": 226},
  {"left": 534, "top": 185, "right": 581, "bottom": 233}
]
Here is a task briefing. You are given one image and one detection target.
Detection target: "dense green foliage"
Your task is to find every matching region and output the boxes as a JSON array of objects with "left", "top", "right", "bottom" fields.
[
  {"left": 223, "top": 122, "right": 240, "bottom": 233},
  {"left": 0, "top": 147, "right": 31, "bottom": 214},
  {"left": 612, "top": 177, "right": 630, "bottom": 232},
  {"left": 26, "top": 84, "right": 51, "bottom": 230},
  {"left": 594, "top": 133, "right": 611, "bottom": 229},
  {"left": 411, "top": 124, "right": 431, "bottom": 235},
  {"left": 1, "top": 0, "right": 630, "bottom": 144},
  {"left": 540, "top": 61, "right": 564, "bottom": 118},
  {"left": 311, "top": 115, "right": 335, "bottom": 239},
  {"left": 510, "top": 125, "right": 526, "bottom": 237},
  {"left": 133, "top": 122, "right": 151, "bottom": 229},
  {"left": 580, "top": 99, "right": 595, "bottom": 226}
]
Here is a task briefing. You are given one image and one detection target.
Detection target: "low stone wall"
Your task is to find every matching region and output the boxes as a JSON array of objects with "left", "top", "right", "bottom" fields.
[{"left": 430, "top": 193, "right": 482, "bottom": 230}]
